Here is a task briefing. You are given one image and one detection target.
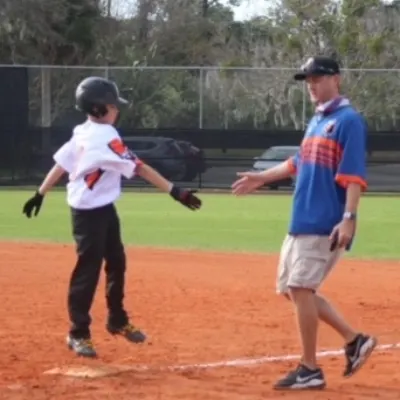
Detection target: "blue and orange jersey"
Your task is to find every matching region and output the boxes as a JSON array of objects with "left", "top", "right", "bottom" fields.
[{"left": 286, "top": 98, "right": 367, "bottom": 237}]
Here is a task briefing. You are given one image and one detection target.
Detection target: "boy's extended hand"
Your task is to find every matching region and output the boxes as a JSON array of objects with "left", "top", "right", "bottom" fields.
[{"left": 170, "top": 186, "right": 202, "bottom": 211}]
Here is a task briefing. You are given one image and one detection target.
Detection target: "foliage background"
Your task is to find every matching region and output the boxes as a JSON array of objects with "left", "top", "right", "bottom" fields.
[{"left": 2, "top": 0, "right": 400, "bottom": 130}]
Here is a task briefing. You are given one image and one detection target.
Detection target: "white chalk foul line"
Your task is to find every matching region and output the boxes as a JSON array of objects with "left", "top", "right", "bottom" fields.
[
  {"left": 45, "top": 342, "right": 400, "bottom": 378},
  {"left": 127, "top": 342, "right": 400, "bottom": 373}
]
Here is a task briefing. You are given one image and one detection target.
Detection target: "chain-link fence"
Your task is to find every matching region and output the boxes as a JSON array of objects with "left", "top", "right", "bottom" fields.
[
  {"left": 7, "top": 64, "right": 400, "bottom": 131},
  {"left": 0, "top": 64, "right": 400, "bottom": 192}
]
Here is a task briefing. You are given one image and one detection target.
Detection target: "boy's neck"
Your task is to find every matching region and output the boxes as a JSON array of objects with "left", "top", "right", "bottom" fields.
[{"left": 88, "top": 116, "right": 108, "bottom": 124}]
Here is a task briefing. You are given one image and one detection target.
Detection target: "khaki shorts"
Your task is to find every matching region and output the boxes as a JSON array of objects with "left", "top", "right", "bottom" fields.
[{"left": 276, "top": 234, "right": 343, "bottom": 294}]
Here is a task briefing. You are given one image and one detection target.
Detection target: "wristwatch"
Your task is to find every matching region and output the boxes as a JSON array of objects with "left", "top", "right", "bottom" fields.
[{"left": 343, "top": 211, "right": 356, "bottom": 221}]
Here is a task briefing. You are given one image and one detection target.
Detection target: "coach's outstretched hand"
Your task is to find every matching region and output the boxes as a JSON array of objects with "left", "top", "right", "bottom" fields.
[
  {"left": 231, "top": 172, "right": 266, "bottom": 195},
  {"left": 23, "top": 191, "right": 44, "bottom": 218},
  {"left": 170, "top": 186, "right": 202, "bottom": 211}
]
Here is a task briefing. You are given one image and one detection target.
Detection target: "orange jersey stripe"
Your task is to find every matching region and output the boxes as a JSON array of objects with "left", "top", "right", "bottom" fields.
[
  {"left": 302, "top": 137, "right": 343, "bottom": 155},
  {"left": 84, "top": 169, "right": 104, "bottom": 190},
  {"left": 300, "top": 137, "right": 343, "bottom": 168}
]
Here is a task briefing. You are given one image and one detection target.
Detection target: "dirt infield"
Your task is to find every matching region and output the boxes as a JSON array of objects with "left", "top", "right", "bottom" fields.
[{"left": 0, "top": 243, "right": 399, "bottom": 400}]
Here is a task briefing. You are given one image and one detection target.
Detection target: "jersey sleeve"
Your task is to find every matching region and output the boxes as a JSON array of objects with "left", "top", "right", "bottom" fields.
[
  {"left": 286, "top": 151, "right": 300, "bottom": 174},
  {"left": 53, "top": 140, "right": 75, "bottom": 173},
  {"left": 102, "top": 138, "right": 143, "bottom": 179},
  {"left": 335, "top": 115, "right": 367, "bottom": 190}
]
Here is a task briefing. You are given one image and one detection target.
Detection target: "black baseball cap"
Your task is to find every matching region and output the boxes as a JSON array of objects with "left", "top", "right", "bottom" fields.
[{"left": 294, "top": 56, "right": 340, "bottom": 81}]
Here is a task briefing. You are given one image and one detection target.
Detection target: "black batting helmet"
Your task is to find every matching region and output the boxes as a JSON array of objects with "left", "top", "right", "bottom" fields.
[{"left": 75, "top": 76, "right": 128, "bottom": 117}]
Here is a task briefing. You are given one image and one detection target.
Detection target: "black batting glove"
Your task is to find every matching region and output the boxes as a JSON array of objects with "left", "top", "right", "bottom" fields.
[
  {"left": 23, "top": 191, "right": 44, "bottom": 218},
  {"left": 170, "top": 185, "right": 202, "bottom": 211}
]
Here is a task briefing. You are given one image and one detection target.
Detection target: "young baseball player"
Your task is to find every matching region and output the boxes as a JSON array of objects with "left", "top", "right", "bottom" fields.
[
  {"left": 232, "top": 57, "right": 377, "bottom": 390},
  {"left": 22, "top": 76, "right": 202, "bottom": 358}
]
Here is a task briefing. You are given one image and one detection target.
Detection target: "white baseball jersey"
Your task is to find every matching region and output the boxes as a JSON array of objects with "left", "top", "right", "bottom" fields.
[{"left": 53, "top": 120, "right": 141, "bottom": 209}]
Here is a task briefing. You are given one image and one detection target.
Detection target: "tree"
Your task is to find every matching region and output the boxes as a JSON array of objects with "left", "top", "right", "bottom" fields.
[
  {"left": 0, "top": 0, "right": 101, "bottom": 64},
  {"left": 5, "top": 0, "right": 400, "bottom": 129}
]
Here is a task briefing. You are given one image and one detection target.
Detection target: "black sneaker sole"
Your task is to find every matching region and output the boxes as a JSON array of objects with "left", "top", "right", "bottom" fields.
[
  {"left": 67, "top": 346, "right": 97, "bottom": 358},
  {"left": 274, "top": 382, "right": 326, "bottom": 391},
  {"left": 344, "top": 336, "right": 378, "bottom": 378},
  {"left": 107, "top": 325, "right": 146, "bottom": 342}
]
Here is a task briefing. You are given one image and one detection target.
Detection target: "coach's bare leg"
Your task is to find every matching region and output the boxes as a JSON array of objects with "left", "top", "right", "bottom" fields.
[
  {"left": 289, "top": 287, "right": 319, "bottom": 370},
  {"left": 284, "top": 292, "right": 358, "bottom": 343},
  {"left": 315, "top": 294, "right": 357, "bottom": 343}
]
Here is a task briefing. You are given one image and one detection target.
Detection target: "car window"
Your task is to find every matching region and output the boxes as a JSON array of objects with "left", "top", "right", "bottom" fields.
[{"left": 260, "top": 148, "right": 298, "bottom": 160}]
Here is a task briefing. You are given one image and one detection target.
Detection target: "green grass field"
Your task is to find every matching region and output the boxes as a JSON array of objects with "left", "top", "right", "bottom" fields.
[{"left": 3, "top": 190, "right": 399, "bottom": 259}]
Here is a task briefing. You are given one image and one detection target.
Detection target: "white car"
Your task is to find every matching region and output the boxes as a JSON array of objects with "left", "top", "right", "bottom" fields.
[{"left": 252, "top": 146, "right": 300, "bottom": 190}]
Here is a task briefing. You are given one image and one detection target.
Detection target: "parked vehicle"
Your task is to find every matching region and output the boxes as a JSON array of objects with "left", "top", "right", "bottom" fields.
[
  {"left": 123, "top": 136, "right": 207, "bottom": 182},
  {"left": 252, "top": 145, "right": 300, "bottom": 190}
]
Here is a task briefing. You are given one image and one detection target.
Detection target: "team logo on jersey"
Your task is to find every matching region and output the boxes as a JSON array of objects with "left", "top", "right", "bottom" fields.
[
  {"left": 322, "top": 119, "right": 336, "bottom": 136},
  {"left": 108, "top": 138, "right": 134, "bottom": 160}
]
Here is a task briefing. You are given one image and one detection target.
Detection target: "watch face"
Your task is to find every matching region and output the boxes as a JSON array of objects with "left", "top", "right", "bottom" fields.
[{"left": 344, "top": 212, "right": 356, "bottom": 220}]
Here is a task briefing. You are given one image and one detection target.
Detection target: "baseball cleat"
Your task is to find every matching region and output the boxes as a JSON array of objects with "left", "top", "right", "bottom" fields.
[
  {"left": 343, "top": 334, "right": 377, "bottom": 377},
  {"left": 273, "top": 364, "right": 326, "bottom": 390},
  {"left": 107, "top": 323, "right": 147, "bottom": 343},
  {"left": 66, "top": 336, "right": 97, "bottom": 358}
]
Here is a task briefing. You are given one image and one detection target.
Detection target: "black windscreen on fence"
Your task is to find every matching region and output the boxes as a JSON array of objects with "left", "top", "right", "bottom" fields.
[
  {"left": 0, "top": 67, "right": 29, "bottom": 171},
  {"left": 1, "top": 126, "right": 400, "bottom": 193}
]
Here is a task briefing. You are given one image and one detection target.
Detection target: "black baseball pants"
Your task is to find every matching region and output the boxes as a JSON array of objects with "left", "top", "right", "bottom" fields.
[{"left": 68, "top": 203, "right": 129, "bottom": 339}]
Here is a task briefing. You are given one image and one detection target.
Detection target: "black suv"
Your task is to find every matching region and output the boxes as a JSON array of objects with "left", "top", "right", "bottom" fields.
[{"left": 123, "top": 136, "right": 207, "bottom": 182}]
